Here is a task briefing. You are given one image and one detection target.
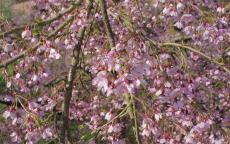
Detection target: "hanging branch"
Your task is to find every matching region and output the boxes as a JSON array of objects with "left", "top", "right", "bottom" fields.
[
  {"left": 130, "top": 93, "right": 141, "bottom": 144},
  {"left": 0, "top": 0, "right": 83, "bottom": 39},
  {"left": 0, "top": 13, "right": 77, "bottom": 69},
  {"left": 107, "top": 10, "right": 230, "bottom": 75},
  {"left": 60, "top": 1, "right": 94, "bottom": 143},
  {"left": 98, "top": 0, "right": 115, "bottom": 48},
  {"left": 95, "top": 103, "right": 130, "bottom": 134},
  {"left": 160, "top": 43, "right": 230, "bottom": 75}
]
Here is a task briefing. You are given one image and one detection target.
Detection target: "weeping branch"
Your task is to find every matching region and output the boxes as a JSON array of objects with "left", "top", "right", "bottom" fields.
[
  {"left": 0, "top": 13, "right": 77, "bottom": 69},
  {"left": 130, "top": 93, "right": 141, "bottom": 144},
  {"left": 99, "top": 0, "right": 115, "bottom": 48},
  {"left": 0, "top": 0, "right": 82, "bottom": 38},
  {"left": 160, "top": 43, "right": 230, "bottom": 75},
  {"left": 108, "top": 10, "right": 230, "bottom": 75},
  {"left": 60, "top": 1, "right": 94, "bottom": 143},
  {"left": 95, "top": 104, "right": 130, "bottom": 133}
]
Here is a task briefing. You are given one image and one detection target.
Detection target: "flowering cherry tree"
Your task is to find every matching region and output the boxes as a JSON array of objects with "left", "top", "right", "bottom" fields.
[{"left": 0, "top": 0, "right": 230, "bottom": 143}]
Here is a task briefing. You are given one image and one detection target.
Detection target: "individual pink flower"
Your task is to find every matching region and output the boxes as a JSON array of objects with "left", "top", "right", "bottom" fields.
[{"left": 21, "top": 29, "right": 32, "bottom": 39}]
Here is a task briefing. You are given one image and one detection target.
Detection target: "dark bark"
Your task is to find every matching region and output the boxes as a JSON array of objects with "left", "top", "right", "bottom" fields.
[
  {"left": 60, "top": 1, "right": 93, "bottom": 143},
  {"left": 99, "top": 0, "right": 115, "bottom": 48}
]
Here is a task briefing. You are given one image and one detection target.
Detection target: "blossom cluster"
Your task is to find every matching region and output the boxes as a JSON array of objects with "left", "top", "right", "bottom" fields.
[{"left": 0, "top": 0, "right": 229, "bottom": 143}]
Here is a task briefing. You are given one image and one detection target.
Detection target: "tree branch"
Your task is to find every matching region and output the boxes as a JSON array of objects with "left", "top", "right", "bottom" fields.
[
  {"left": 60, "top": 1, "right": 94, "bottom": 143},
  {"left": 130, "top": 93, "right": 141, "bottom": 144},
  {"left": 108, "top": 10, "right": 230, "bottom": 75},
  {"left": 98, "top": 0, "right": 115, "bottom": 48},
  {"left": 160, "top": 43, "right": 230, "bottom": 75},
  {"left": 0, "top": 12, "right": 77, "bottom": 69}
]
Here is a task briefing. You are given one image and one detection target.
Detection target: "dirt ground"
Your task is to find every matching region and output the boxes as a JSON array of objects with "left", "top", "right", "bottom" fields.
[{"left": 11, "top": 0, "right": 35, "bottom": 25}]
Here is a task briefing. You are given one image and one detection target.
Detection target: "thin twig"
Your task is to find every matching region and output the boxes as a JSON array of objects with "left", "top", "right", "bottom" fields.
[
  {"left": 160, "top": 43, "right": 230, "bottom": 74},
  {"left": 95, "top": 104, "right": 130, "bottom": 133},
  {"left": 130, "top": 93, "right": 141, "bottom": 144}
]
